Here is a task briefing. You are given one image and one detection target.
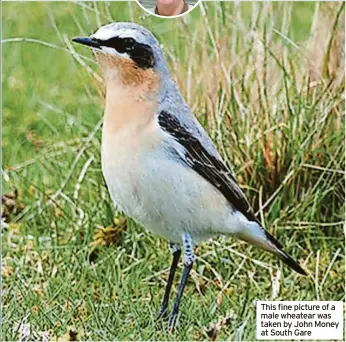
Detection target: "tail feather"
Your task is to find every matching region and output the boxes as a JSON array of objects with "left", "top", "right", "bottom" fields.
[
  {"left": 234, "top": 219, "right": 307, "bottom": 275},
  {"left": 264, "top": 230, "right": 307, "bottom": 275}
]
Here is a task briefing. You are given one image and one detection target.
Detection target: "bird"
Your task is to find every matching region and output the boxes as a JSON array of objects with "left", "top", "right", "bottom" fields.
[{"left": 72, "top": 22, "right": 307, "bottom": 331}]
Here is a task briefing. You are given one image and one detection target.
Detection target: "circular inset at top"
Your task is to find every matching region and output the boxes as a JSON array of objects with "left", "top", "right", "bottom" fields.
[{"left": 136, "top": 0, "right": 200, "bottom": 18}]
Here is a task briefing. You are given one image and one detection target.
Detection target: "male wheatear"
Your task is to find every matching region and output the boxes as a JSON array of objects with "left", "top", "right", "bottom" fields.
[{"left": 72, "top": 22, "right": 306, "bottom": 330}]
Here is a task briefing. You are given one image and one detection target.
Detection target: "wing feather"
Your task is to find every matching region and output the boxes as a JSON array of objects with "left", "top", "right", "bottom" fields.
[{"left": 158, "top": 111, "right": 260, "bottom": 224}]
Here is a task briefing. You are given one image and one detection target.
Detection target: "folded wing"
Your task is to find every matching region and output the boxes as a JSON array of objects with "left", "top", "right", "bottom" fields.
[
  {"left": 158, "top": 110, "right": 307, "bottom": 275},
  {"left": 158, "top": 110, "right": 259, "bottom": 224}
]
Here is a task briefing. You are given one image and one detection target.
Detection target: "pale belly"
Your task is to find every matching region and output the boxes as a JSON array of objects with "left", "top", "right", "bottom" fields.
[{"left": 101, "top": 139, "right": 241, "bottom": 244}]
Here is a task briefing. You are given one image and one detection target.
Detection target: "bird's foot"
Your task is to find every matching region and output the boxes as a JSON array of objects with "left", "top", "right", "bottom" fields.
[
  {"left": 157, "top": 305, "right": 169, "bottom": 321},
  {"left": 167, "top": 312, "right": 178, "bottom": 333}
]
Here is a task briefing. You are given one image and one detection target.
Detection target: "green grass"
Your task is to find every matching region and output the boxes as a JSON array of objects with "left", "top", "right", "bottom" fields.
[{"left": 2, "top": 1, "right": 345, "bottom": 341}]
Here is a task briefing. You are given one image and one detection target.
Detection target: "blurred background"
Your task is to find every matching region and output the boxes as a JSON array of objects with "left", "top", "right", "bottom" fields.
[{"left": 2, "top": 1, "right": 345, "bottom": 341}]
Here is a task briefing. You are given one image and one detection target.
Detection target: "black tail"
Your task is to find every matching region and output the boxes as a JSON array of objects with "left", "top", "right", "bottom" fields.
[{"left": 264, "top": 231, "right": 307, "bottom": 275}]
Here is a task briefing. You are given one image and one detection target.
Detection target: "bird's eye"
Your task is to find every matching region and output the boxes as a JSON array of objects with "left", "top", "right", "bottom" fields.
[
  {"left": 100, "top": 36, "right": 155, "bottom": 69},
  {"left": 124, "top": 38, "right": 135, "bottom": 46}
]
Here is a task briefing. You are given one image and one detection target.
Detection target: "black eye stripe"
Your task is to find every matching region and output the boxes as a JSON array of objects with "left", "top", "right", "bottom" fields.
[{"left": 95, "top": 36, "right": 155, "bottom": 70}]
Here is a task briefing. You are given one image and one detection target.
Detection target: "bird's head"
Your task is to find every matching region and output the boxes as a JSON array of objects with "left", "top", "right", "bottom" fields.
[{"left": 72, "top": 22, "right": 169, "bottom": 92}]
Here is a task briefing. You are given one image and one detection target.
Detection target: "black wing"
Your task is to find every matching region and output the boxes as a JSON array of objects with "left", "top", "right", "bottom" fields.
[
  {"left": 158, "top": 111, "right": 308, "bottom": 276},
  {"left": 158, "top": 111, "right": 260, "bottom": 225}
]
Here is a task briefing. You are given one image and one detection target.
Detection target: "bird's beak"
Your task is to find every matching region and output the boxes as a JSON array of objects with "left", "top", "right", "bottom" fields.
[{"left": 72, "top": 37, "right": 101, "bottom": 49}]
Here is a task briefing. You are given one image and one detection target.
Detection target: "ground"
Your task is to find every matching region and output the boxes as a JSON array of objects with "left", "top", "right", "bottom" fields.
[{"left": 2, "top": 2, "right": 345, "bottom": 341}]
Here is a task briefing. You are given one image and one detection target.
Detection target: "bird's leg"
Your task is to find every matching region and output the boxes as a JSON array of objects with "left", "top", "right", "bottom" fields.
[
  {"left": 168, "top": 233, "right": 195, "bottom": 332},
  {"left": 158, "top": 241, "right": 181, "bottom": 319}
]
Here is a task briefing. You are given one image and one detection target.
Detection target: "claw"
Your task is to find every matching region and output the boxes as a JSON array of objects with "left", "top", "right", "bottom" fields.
[
  {"left": 168, "top": 313, "right": 178, "bottom": 333},
  {"left": 157, "top": 305, "right": 169, "bottom": 320}
]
